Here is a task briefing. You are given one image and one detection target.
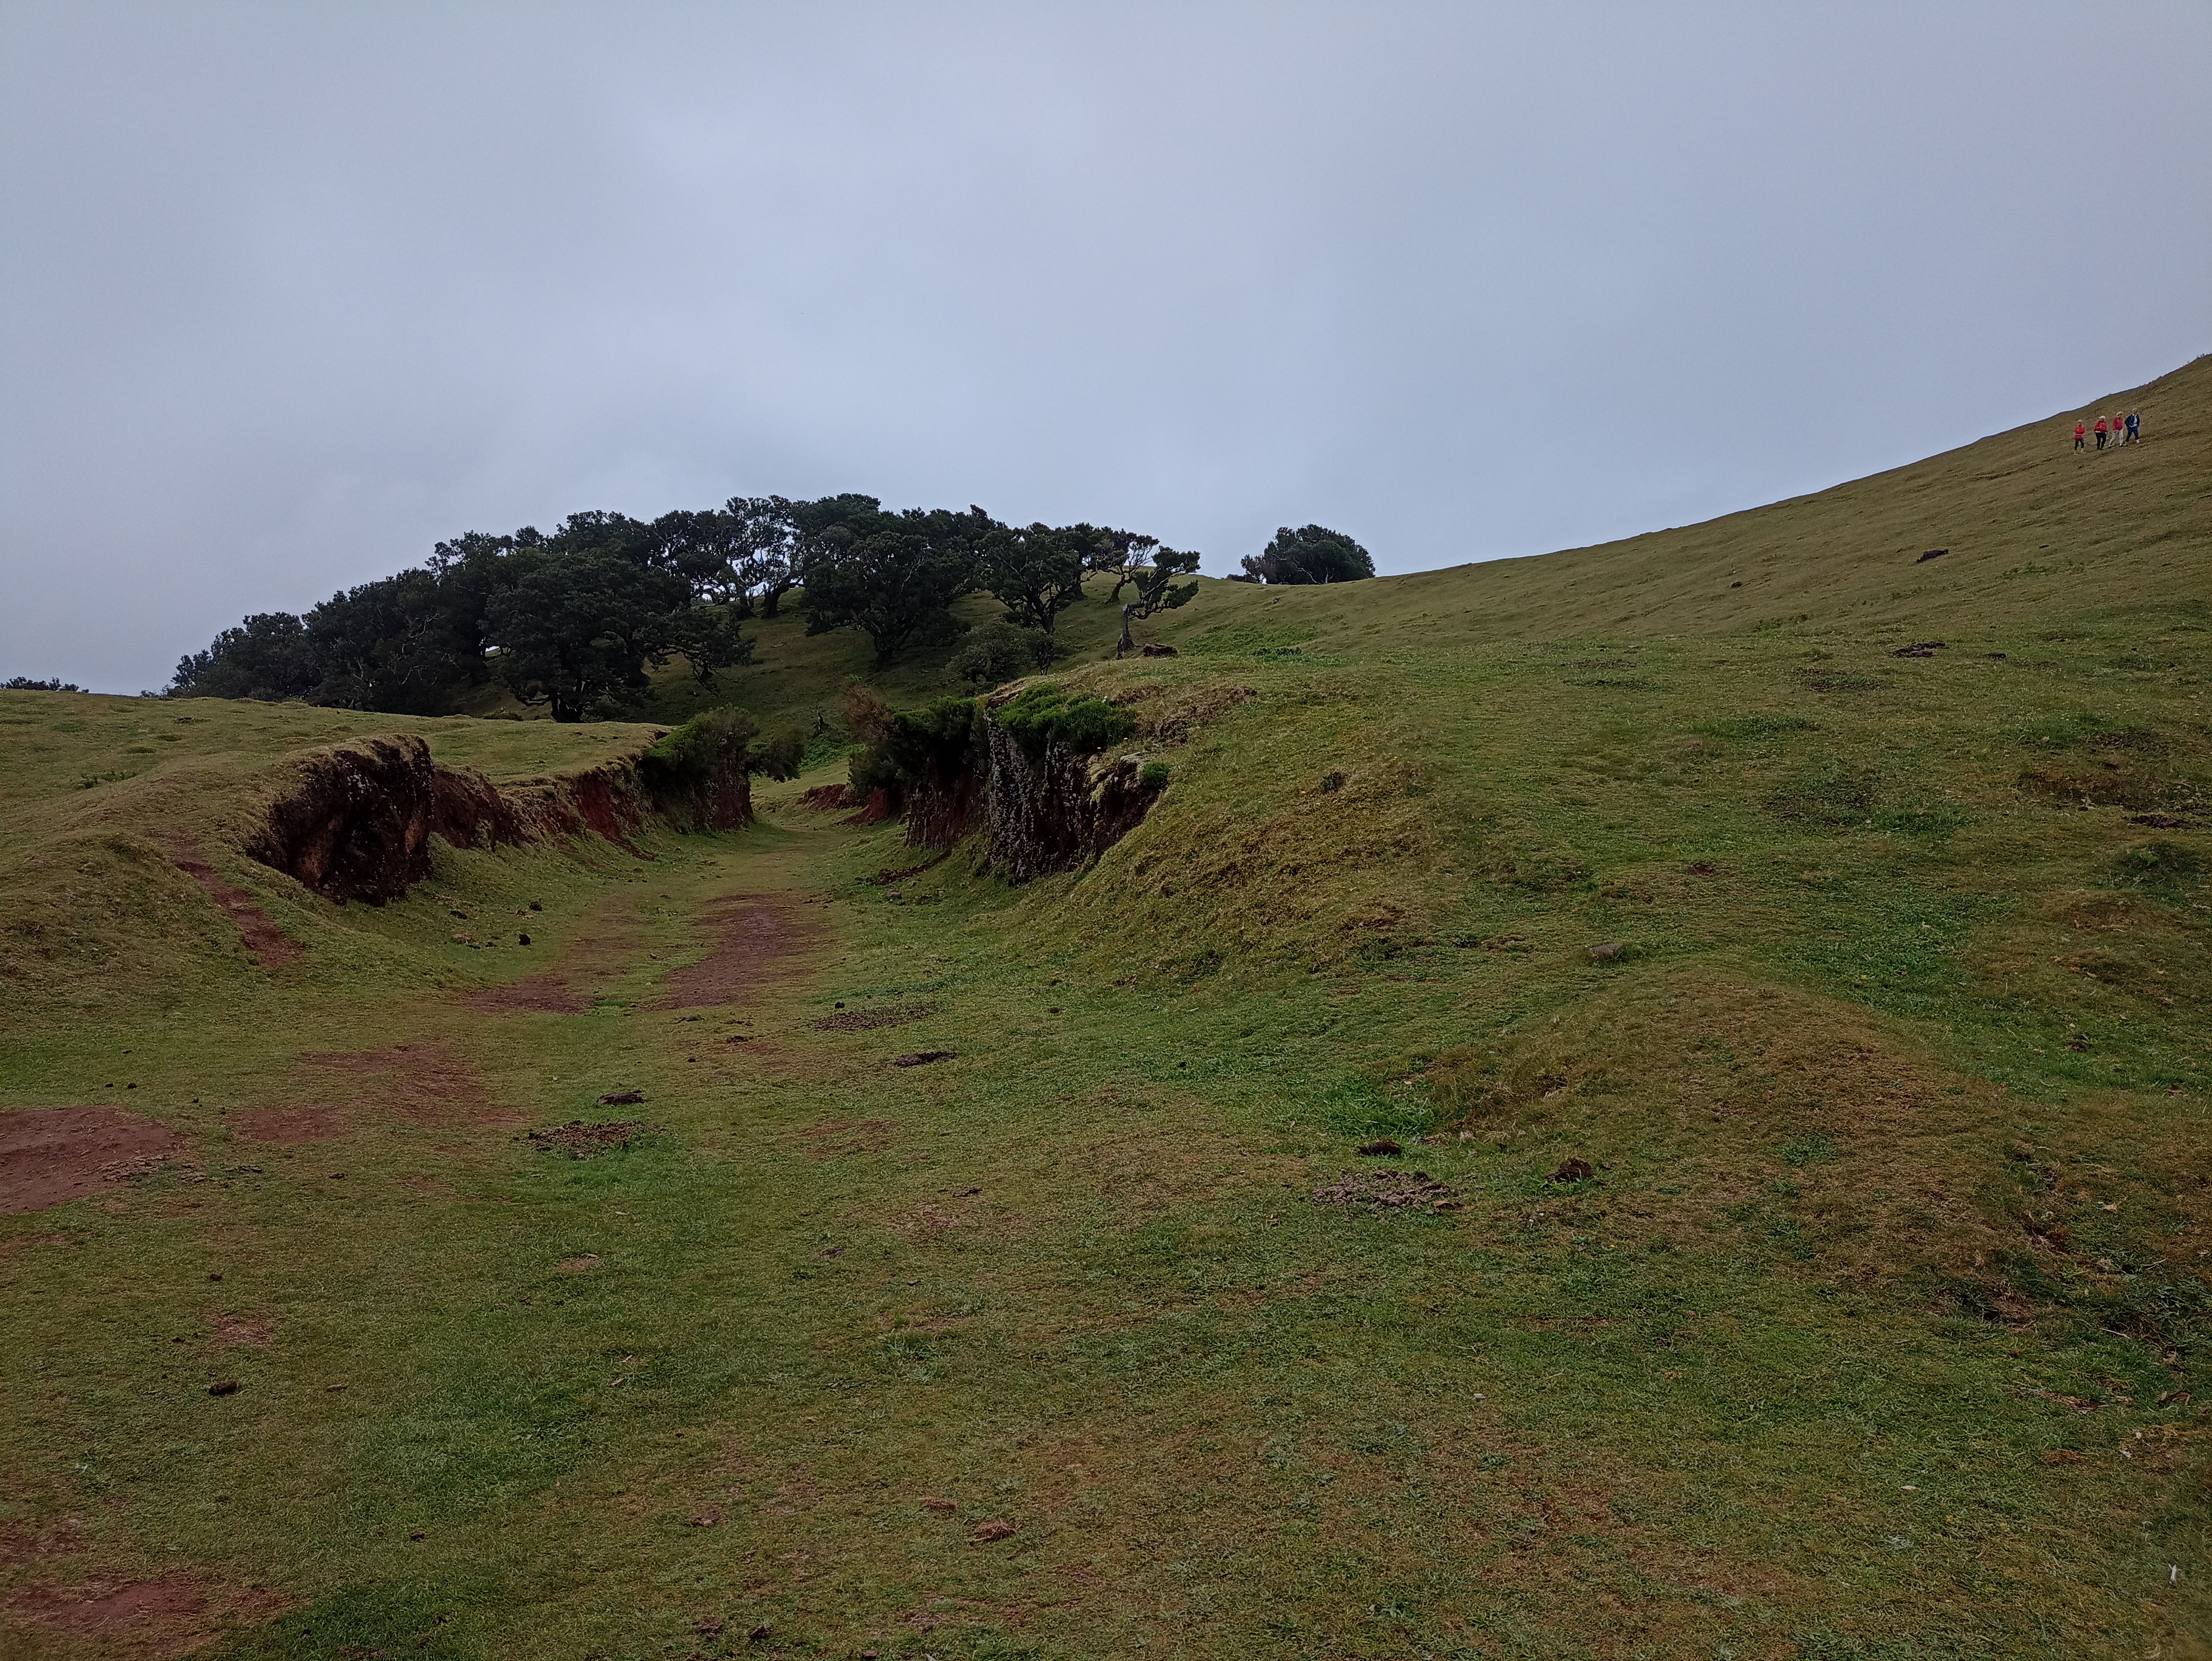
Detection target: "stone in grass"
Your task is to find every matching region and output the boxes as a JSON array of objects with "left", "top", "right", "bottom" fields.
[
  {"left": 1548, "top": 1157, "right": 1595, "bottom": 1184},
  {"left": 894, "top": 1051, "right": 959, "bottom": 1067},
  {"left": 597, "top": 1090, "right": 645, "bottom": 1106},
  {"left": 1588, "top": 941, "right": 1626, "bottom": 962}
]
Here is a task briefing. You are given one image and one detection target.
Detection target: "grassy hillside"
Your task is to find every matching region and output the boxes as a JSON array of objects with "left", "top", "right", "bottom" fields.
[{"left": 1, "top": 356, "right": 2208, "bottom": 1660}]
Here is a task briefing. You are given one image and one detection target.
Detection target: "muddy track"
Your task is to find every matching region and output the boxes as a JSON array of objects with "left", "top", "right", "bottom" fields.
[
  {"left": 463, "top": 897, "right": 647, "bottom": 1014},
  {"left": 649, "top": 892, "right": 821, "bottom": 1010}
]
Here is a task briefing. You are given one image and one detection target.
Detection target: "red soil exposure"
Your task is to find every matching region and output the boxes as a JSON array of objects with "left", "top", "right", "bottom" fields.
[
  {"left": 295, "top": 1042, "right": 516, "bottom": 1128},
  {"left": 570, "top": 770, "right": 653, "bottom": 858},
  {"left": 231, "top": 1103, "right": 352, "bottom": 1143},
  {"left": 813, "top": 1004, "right": 934, "bottom": 1032},
  {"left": 430, "top": 765, "right": 527, "bottom": 849},
  {"left": 796, "top": 782, "right": 862, "bottom": 812},
  {"left": 649, "top": 894, "right": 820, "bottom": 1010},
  {"left": 6, "top": 1573, "right": 283, "bottom": 1657},
  {"left": 0, "top": 1106, "right": 188, "bottom": 1216},
  {"left": 168, "top": 842, "right": 303, "bottom": 966},
  {"left": 844, "top": 787, "right": 894, "bottom": 826}
]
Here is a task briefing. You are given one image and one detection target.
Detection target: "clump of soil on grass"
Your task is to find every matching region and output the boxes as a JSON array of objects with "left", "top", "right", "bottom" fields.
[
  {"left": 524, "top": 1120, "right": 651, "bottom": 1159},
  {"left": 0, "top": 1106, "right": 188, "bottom": 1215},
  {"left": 814, "top": 1003, "right": 935, "bottom": 1031},
  {"left": 1313, "top": 1169, "right": 1463, "bottom": 1211},
  {"left": 168, "top": 841, "right": 303, "bottom": 966},
  {"left": 651, "top": 893, "right": 820, "bottom": 1010},
  {"left": 894, "top": 1050, "right": 958, "bottom": 1067}
]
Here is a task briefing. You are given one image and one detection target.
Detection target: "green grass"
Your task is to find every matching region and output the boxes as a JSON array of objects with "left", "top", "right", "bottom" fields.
[{"left": 2, "top": 355, "right": 2209, "bottom": 1658}]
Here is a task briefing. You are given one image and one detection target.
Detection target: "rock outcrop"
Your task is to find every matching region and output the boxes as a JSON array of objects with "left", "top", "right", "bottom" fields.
[
  {"left": 246, "top": 736, "right": 439, "bottom": 903},
  {"left": 978, "top": 716, "right": 1162, "bottom": 884}
]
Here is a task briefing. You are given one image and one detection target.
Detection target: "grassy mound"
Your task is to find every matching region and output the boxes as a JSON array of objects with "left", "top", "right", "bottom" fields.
[{"left": 1, "top": 355, "right": 2207, "bottom": 1658}]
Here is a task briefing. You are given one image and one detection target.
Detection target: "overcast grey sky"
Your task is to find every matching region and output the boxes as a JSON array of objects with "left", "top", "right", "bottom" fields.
[{"left": 3, "top": 3, "right": 2206, "bottom": 692}]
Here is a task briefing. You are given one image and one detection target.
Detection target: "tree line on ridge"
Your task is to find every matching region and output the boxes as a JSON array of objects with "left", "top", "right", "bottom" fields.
[{"left": 166, "top": 497, "right": 1371, "bottom": 721}]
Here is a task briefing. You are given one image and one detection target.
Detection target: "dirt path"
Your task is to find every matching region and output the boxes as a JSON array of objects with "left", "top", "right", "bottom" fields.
[{"left": 648, "top": 889, "right": 824, "bottom": 1010}]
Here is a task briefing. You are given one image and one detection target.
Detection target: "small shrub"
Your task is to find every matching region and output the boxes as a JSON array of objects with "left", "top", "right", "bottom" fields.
[
  {"left": 4, "top": 676, "right": 85, "bottom": 692},
  {"left": 640, "top": 707, "right": 803, "bottom": 791},
  {"left": 1139, "top": 761, "right": 1170, "bottom": 790},
  {"left": 950, "top": 621, "right": 1051, "bottom": 687},
  {"left": 849, "top": 696, "right": 982, "bottom": 805},
  {"left": 996, "top": 683, "right": 1135, "bottom": 757}
]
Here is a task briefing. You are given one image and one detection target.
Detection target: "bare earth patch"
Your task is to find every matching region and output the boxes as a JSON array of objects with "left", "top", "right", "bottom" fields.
[
  {"left": 231, "top": 1103, "right": 352, "bottom": 1143},
  {"left": 168, "top": 840, "right": 303, "bottom": 967},
  {"left": 295, "top": 1042, "right": 517, "bottom": 1128},
  {"left": 466, "top": 972, "right": 592, "bottom": 1014},
  {"left": 524, "top": 1120, "right": 651, "bottom": 1159},
  {"left": 796, "top": 1118, "right": 897, "bottom": 1157},
  {"left": 651, "top": 892, "right": 820, "bottom": 1009},
  {"left": 0, "top": 1106, "right": 188, "bottom": 1215},
  {"left": 211, "top": 1312, "right": 274, "bottom": 1348},
  {"left": 4, "top": 1573, "right": 283, "bottom": 1659},
  {"left": 465, "top": 896, "right": 645, "bottom": 1013},
  {"left": 1312, "top": 1169, "right": 1464, "bottom": 1212}
]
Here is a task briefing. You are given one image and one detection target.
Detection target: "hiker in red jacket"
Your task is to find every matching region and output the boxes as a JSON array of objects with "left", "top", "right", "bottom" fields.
[
  {"left": 2095, "top": 416, "right": 2108, "bottom": 450},
  {"left": 2075, "top": 420, "right": 2087, "bottom": 451}
]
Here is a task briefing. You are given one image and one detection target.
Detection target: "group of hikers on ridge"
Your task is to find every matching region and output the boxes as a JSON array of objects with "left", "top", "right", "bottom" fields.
[{"left": 2075, "top": 410, "right": 2142, "bottom": 451}]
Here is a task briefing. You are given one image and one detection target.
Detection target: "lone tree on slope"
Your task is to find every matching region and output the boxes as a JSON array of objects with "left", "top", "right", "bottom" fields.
[{"left": 1239, "top": 524, "right": 1374, "bottom": 585}]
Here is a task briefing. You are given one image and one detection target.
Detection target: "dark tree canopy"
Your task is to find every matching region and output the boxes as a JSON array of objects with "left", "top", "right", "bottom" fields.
[
  {"left": 166, "top": 483, "right": 1202, "bottom": 716},
  {"left": 977, "top": 523, "right": 1092, "bottom": 645},
  {"left": 1239, "top": 524, "right": 1375, "bottom": 586},
  {"left": 302, "top": 570, "right": 477, "bottom": 713},
  {"left": 797, "top": 501, "right": 992, "bottom": 666},
  {"left": 171, "top": 612, "right": 320, "bottom": 702},
  {"left": 486, "top": 552, "right": 747, "bottom": 723}
]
